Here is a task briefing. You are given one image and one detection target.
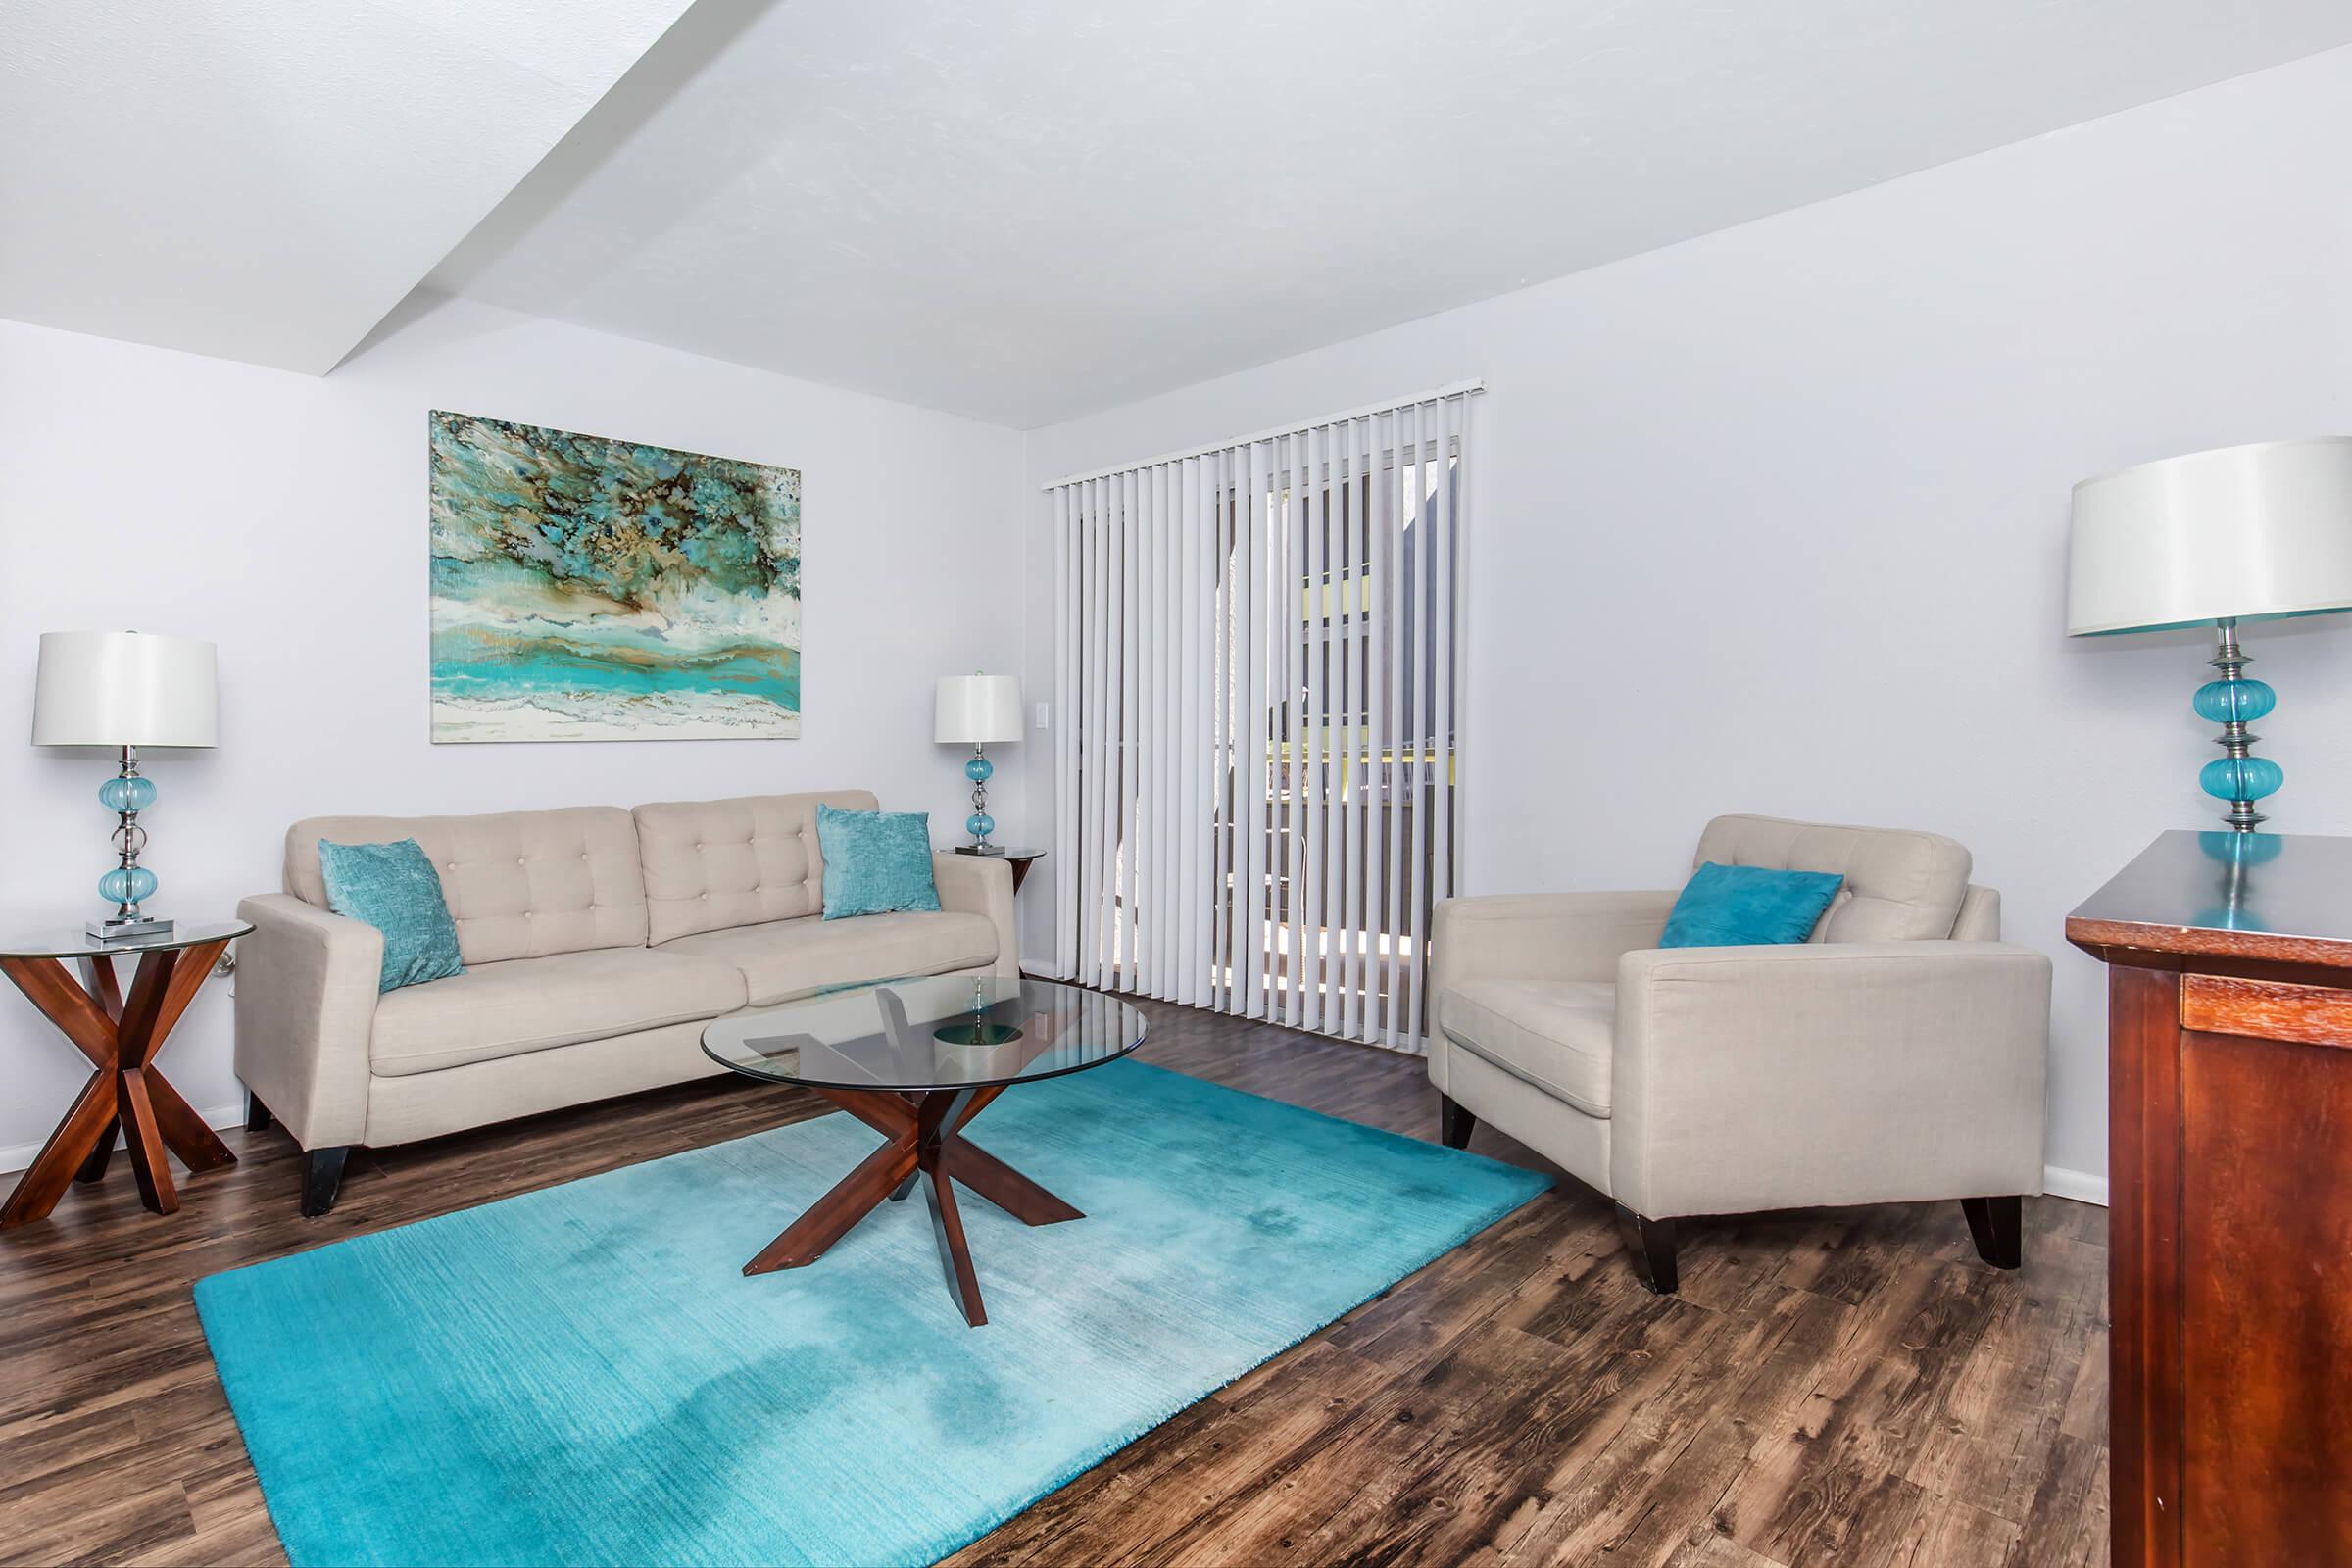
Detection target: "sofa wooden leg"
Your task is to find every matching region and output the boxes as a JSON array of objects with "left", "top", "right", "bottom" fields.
[
  {"left": 301, "top": 1147, "right": 350, "bottom": 1217},
  {"left": 1615, "top": 1203, "right": 1680, "bottom": 1295},
  {"left": 1960, "top": 1195, "right": 2023, "bottom": 1270},
  {"left": 243, "top": 1090, "right": 272, "bottom": 1134},
  {"left": 1439, "top": 1095, "right": 1477, "bottom": 1151}
]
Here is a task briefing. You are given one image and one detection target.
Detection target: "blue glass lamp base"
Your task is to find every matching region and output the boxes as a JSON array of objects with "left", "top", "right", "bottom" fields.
[
  {"left": 963, "top": 745, "right": 999, "bottom": 851},
  {"left": 91, "top": 749, "right": 171, "bottom": 941},
  {"left": 99, "top": 866, "right": 159, "bottom": 906},
  {"left": 2200, "top": 755, "right": 2282, "bottom": 808},
  {"left": 2197, "top": 620, "right": 2282, "bottom": 832}
]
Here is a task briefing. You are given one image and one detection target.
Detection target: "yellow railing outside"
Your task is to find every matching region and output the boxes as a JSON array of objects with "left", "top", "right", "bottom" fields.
[
  {"left": 1260, "top": 731, "right": 1458, "bottom": 789},
  {"left": 1301, "top": 574, "right": 1373, "bottom": 620}
]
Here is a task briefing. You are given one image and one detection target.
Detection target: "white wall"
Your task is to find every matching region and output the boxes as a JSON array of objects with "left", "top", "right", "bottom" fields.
[
  {"left": 1019, "top": 45, "right": 2352, "bottom": 1196},
  {"left": 0, "top": 297, "right": 1029, "bottom": 1165}
]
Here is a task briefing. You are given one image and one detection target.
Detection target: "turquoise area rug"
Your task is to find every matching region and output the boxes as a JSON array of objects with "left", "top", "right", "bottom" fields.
[{"left": 196, "top": 1060, "right": 1548, "bottom": 1567}]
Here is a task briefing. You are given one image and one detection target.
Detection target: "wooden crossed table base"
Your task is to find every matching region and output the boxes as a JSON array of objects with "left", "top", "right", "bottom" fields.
[
  {"left": 745, "top": 1081, "right": 1082, "bottom": 1327},
  {"left": 0, "top": 938, "right": 238, "bottom": 1228}
]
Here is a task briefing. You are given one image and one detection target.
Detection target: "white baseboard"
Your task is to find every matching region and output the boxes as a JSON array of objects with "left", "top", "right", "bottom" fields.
[
  {"left": 0, "top": 1101, "right": 246, "bottom": 1179},
  {"left": 2042, "top": 1163, "right": 2108, "bottom": 1207}
]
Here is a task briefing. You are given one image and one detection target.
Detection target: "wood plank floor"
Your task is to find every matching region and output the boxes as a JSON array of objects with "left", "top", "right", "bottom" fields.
[{"left": 0, "top": 997, "right": 2108, "bottom": 1567}]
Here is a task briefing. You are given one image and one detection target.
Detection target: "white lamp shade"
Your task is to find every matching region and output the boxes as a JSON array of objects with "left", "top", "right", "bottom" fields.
[
  {"left": 31, "top": 631, "right": 219, "bottom": 747},
  {"left": 2067, "top": 436, "right": 2352, "bottom": 636},
  {"left": 934, "top": 673, "right": 1022, "bottom": 745}
]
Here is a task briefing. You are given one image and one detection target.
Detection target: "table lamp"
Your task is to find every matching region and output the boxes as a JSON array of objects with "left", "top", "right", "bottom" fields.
[
  {"left": 2068, "top": 437, "right": 2352, "bottom": 830},
  {"left": 934, "top": 673, "right": 1020, "bottom": 853},
  {"left": 31, "top": 631, "right": 219, "bottom": 940}
]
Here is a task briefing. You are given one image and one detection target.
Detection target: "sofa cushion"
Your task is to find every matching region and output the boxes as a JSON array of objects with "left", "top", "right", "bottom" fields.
[
  {"left": 288, "top": 807, "right": 649, "bottom": 965},
  {"left": 1438, "top": 979, "right": 1616, "bottom": 1118},
  {"left": 1692, "top": 814, "right": 1970, "bottom": 943},
  {"left": 315, "top": 838, "right": 466, "bottom": 993},
  {"left": 635, "top": 791, "right": 877, "bottom": 945},
  {"left": 370, "top": 948, "right": 748, "bottom": 1077},
  {"left": 1660, "top": 863, "right": 1845, "bottom": 949},
  {"left": 816, "top": 804, "right": 941, "bottom": 918},
  {"left": 656, "top": 910, "right": 998, "bottom": 1007}
]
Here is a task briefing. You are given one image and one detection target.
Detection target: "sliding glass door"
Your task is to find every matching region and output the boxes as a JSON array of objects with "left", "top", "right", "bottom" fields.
[{"left": 1052, "top": 389, "right": 1471, "bottom": 1053}]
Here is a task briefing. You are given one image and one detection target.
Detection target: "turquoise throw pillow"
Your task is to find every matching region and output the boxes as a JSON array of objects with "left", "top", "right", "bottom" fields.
[
  {"left": 1658, "top": 862, "right": 1844, "bottom": 949},
  {"left": 817, "top": 804, "right": 942, "bottom": 919},
  {"left": 316, "top": 839, "right": 466, "bottom": 993}
]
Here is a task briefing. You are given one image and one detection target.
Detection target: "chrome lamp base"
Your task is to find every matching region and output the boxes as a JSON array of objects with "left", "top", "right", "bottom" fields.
[{"left": 89, "top": 914, "right": 174, "bottom": 943}]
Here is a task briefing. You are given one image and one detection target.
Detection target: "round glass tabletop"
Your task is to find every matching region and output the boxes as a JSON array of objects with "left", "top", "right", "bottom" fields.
[
  {"left": 0, "top": 918, "right": 254, "bottom": 961},
  {"left": 702, "top": 974, "right": 1148, "bottom": 1093}
]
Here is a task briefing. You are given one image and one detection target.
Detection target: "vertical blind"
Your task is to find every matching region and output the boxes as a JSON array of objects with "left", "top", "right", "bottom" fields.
[{"left": 1048, "top": 385, "right": 1475, "bottom": 1053}]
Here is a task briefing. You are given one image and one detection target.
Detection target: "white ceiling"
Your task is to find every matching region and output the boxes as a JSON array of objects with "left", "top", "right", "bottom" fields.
[
  {"left": 9, "top": 4, "right": 2351, "bottom": 422},
  {"left": 0, "top": 0, "right": 699, "bottom": 373},
  {"left": 431, "top": 0, "right": 2352, "bottom": 427}
]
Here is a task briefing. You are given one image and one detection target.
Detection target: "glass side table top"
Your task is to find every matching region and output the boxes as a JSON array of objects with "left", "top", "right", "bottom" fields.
[
  {"left": 703, "top": 974, "right": 1148, "bottom": 1093},
  {"left": 0, "top": 919, "right": 253, "bottom": 961}
]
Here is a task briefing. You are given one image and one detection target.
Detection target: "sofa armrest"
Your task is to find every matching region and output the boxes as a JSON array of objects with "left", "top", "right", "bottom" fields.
[
  {"left": 932, "top": 853, "right": 1018, "bottom": 977},
  {"left": 232, "top": 893, "right": 383, "bottom": 1151},
  {"left": 1609, "top": 941, "right": 2050, "bottom": 1220},
  {"left": 1431, "top": 891, "right": 1679, "bottom": 995}
]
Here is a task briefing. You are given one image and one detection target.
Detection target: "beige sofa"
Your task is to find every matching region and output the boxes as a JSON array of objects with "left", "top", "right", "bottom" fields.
[
  {"left": 1428, "top": 814, "right": 2050, "bottom": 1295},
  {"left": 234, "top": 789, "right": 1016, "bottom": 1214}
]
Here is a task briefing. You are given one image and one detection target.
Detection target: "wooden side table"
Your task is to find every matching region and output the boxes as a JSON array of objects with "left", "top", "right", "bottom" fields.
[
  {"left": 954, "top": 845, "right": 1047, "bottom": 895},
  {"left": 2068, "top": 830, "right": 2352, "bottom": 1565},
  {"left": 0, "top": 918, "right": 250, "bottom": 1226}
]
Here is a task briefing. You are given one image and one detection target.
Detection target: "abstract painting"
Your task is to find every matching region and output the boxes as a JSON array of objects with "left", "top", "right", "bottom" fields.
[{"left": 428, "top": 411, "right": 801, "bottom": 742}]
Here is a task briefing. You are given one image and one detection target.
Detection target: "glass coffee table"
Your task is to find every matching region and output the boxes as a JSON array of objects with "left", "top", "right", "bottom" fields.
[{"left": 702, "top": 974, "right": 1148, "bottom": 1327}]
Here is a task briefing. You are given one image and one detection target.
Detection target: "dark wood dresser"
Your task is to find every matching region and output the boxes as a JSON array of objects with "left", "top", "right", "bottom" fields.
[{"left": 2068, "top": 830, "right": 2352, "bottom": 1566}]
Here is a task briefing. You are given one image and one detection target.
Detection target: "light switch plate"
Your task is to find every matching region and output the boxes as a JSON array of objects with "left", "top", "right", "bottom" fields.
[{"left": 1034, "top": 702, "right": 1050, "bottom": 729}]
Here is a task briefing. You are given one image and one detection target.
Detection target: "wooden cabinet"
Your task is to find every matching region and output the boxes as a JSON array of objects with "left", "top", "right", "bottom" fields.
[{"left": 2069, "top": 831, "right": 2352, "bottom": 1566}]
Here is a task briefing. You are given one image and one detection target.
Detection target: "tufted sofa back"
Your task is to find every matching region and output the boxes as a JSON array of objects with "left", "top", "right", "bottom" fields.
[
  {"left": 1691, "top": 814, "right": 1973, "bottom": 943},
  {"left": 633, "top": 790, "right": 878, "bottom": 945},
  {"left": 285, "top": 807, "right": 648, "bottom": 964}
]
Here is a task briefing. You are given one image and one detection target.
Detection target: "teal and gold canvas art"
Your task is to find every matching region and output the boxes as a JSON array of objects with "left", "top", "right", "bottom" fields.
[{"left": 428, "top": 411, "right": 802, "bottom": 742}]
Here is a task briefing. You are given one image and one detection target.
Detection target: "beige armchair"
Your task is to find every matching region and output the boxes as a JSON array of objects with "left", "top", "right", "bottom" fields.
[{"left": 1427, "top": 814, "right": 2050, "bottom": 1294}]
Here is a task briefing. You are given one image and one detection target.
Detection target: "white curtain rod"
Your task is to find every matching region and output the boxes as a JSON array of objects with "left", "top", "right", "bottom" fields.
[{"left": 1039, "top": 377, "right": 1485, "bottom": 491}]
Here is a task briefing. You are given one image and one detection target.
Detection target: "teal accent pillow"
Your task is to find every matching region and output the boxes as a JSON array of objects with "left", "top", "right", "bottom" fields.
[
  {"left": 817, "top": 804, "right": 942, "bottom": 919},
  {"left": 317, "top": 839, "right": 466, "bottom": 993},
  {"left": 1658, "top": 862, "right": 1845, "bottom": 949}
]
